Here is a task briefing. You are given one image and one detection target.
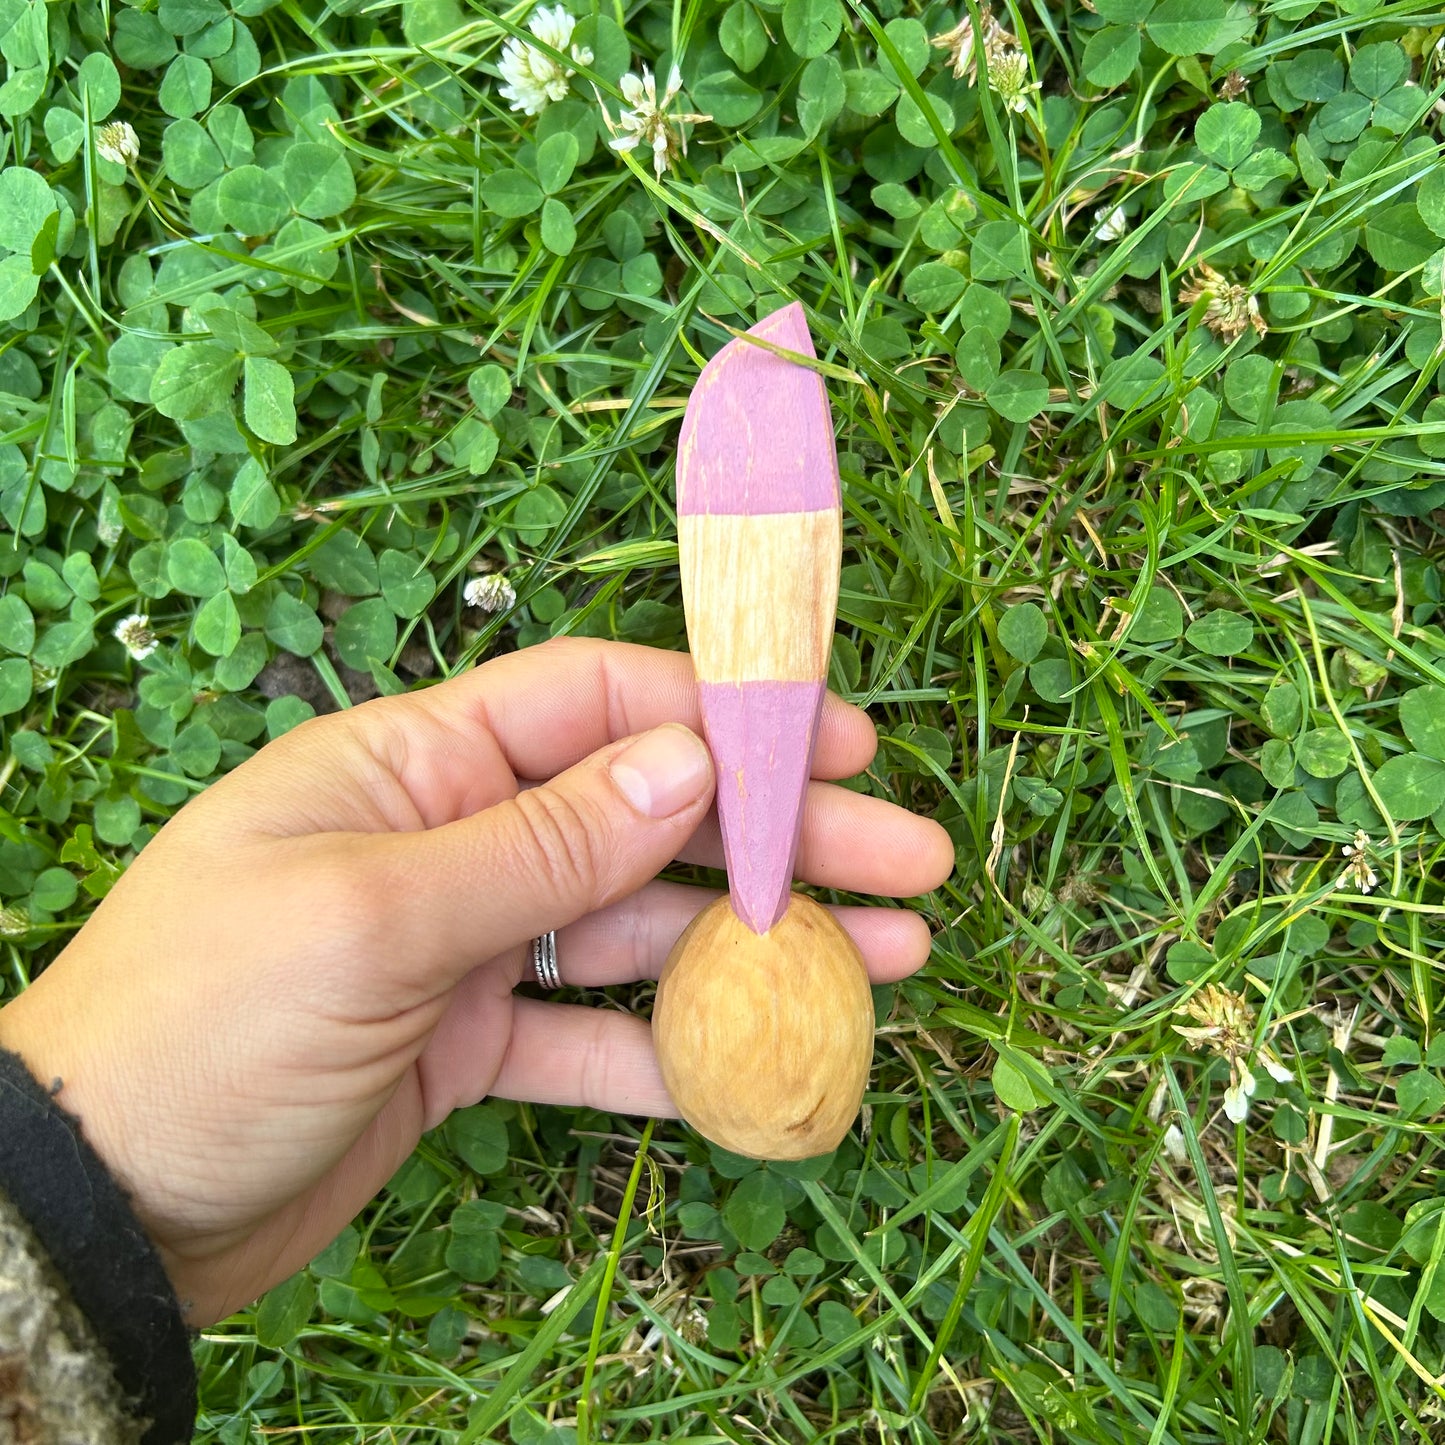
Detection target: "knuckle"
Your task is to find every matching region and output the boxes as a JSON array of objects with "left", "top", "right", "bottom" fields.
[
  {"left": 576, "top": 1014, "right": 619, "bottom": 1113},
  {"left": 631, "top": 898, "right": 658, "bottom": 978},
  {"left": 308, "top": 839, "right": 397, "bottom": 941},
  {"left": 530, "top": 634, "right": 598, "bottom": 669},
  {"left": 267, "top": 710, "right": 342, "bottom": 760},
  {"left": 507, "top": 786, "right": 612, "bottom": 902}
]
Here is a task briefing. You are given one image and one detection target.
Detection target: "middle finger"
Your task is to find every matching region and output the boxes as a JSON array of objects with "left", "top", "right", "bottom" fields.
[{"left": 679, "top": 780, "right": 955, "bottom": 898}]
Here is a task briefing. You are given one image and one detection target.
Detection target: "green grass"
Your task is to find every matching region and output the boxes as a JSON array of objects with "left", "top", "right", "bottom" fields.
[{"left": 7, "top": 0, "right": 1445, "bottom": 1440}]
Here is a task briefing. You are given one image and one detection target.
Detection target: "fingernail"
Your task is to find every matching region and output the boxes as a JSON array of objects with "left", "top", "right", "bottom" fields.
[{"left": 610, "top": 725, "right": 712, "bottom": 818}]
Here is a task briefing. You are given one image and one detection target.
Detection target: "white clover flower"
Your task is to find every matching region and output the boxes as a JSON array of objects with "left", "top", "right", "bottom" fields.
[
  {"left": 1178, "top": 262, "right": 1267, "bottom": 343},
  {"left": 1218, "top": 70, "right": 1247, "bottom": 101},
  {"left": 1338, "top": 830, "right": 1379, "bottom": 894},
  {"left": 464, "top": 573, "right": 517, "bottom": 613},
  {"left": 985, "top": 39, "right": 1039, "bottom": 115},
  {"left": 96, "top": 120, "right": 139, "bottom": 167},
  {"left": 0, "top": 905, "right": 30, "bottom": 938},
  {"left": 113, "top": 613, "right": 158, "bottom": 661},
  {"left": 498, "top": 6, "right": 593, "bottom": 115},
  {"left": 1095, "top": 204, "right": 1128, "bottom": 242},
  {"left": 603, "top": 65, "right": 710, "bottom": 179},
  {"left": 1174, "top": 983, "right": 1294, "bottom": 1128},
  {"left": 1162, "top": 1122, "right": 1187, "bottom": 1164},
  {"left": 1260, "top": 1053, "right": 1293, "bottom": 1084},
  {"left": 31, "top": 663, "right": 58, "bottom": 692},
  {"left": 931, "top": 5, "right": 1015, "bottom": 82},
  {"left": 1222, "top": 1064, "right": 1256, "bottom": 1124}
]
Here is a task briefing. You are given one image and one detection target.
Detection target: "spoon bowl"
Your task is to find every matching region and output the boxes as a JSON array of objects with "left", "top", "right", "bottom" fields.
[{"left": 654, "top": 893, "right": 874, "bottom": 1160}]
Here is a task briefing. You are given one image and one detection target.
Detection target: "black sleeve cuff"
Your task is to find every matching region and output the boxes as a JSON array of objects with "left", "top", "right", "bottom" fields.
[{"left": 0, "top": 1046, "right": 196, "bottom": 1445}]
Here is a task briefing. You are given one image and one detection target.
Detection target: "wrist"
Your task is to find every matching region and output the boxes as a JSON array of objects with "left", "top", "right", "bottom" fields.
[
  {"left": 0, "top": 985, "right": 102, "bottom": 1132},
  {"left": 0, "top": 1029, "right": 197, "bottom": 1438},
  {"left": 0, "top": 987, "right": 149, "bottom": 1241}
]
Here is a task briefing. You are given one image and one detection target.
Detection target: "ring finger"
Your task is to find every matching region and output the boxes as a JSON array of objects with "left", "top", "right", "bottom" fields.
[{"left": 511, "top": 880, "right": 936, "bottom": 989}]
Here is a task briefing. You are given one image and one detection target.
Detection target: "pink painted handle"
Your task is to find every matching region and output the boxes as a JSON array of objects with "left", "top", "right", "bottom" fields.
[{"left": 694, "top": 678, "right": 826, "bottom": 933}]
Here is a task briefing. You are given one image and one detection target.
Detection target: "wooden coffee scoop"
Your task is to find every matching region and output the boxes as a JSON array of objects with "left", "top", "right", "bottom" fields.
[{"left": 652, "top": 303, "right": 873, "bottom": 1160}]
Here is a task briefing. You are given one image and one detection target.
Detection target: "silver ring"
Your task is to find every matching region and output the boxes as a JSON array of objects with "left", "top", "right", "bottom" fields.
[{"left": 531, "top": 931, "right": 561, "bottom": 989}]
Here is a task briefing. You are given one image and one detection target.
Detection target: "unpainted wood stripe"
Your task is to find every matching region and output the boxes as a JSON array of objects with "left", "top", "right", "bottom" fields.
[{"left": 679, "top": 510, "right": 841, "bottom": 684}]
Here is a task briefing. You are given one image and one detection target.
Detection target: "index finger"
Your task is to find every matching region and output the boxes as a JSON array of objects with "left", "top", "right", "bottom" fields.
[
  {"left": 354, "top": 637, "right": 876, "bottom": 821},
  {"left": 468, "top": 637, "right": 876, "bottom": 780},
  {"left": 225, "top": 637, "right": 878, "bottom": 836}
]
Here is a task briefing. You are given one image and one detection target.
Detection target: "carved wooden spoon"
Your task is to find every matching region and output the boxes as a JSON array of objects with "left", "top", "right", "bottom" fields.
[{"left": 652, "top": 304, "right": 874, "bottom": 1160}]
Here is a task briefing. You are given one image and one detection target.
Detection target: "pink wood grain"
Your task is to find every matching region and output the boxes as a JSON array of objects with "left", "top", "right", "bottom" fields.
[
  {"left": 697, "top": 679, "right": 825, "bottom": 934},
  {"left": 677, "top": 301, "right": 841, "bottom": 517}
]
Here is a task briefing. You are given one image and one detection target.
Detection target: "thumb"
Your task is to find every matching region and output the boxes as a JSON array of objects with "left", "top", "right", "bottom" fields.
[{"left": 367, "top": 723, "right": 715, "bottom": 994}]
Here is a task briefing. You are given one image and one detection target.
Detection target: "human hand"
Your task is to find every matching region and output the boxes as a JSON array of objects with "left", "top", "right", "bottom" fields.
[{"left": 0, "top": 639, "right": 953, "bottom": 1325}]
